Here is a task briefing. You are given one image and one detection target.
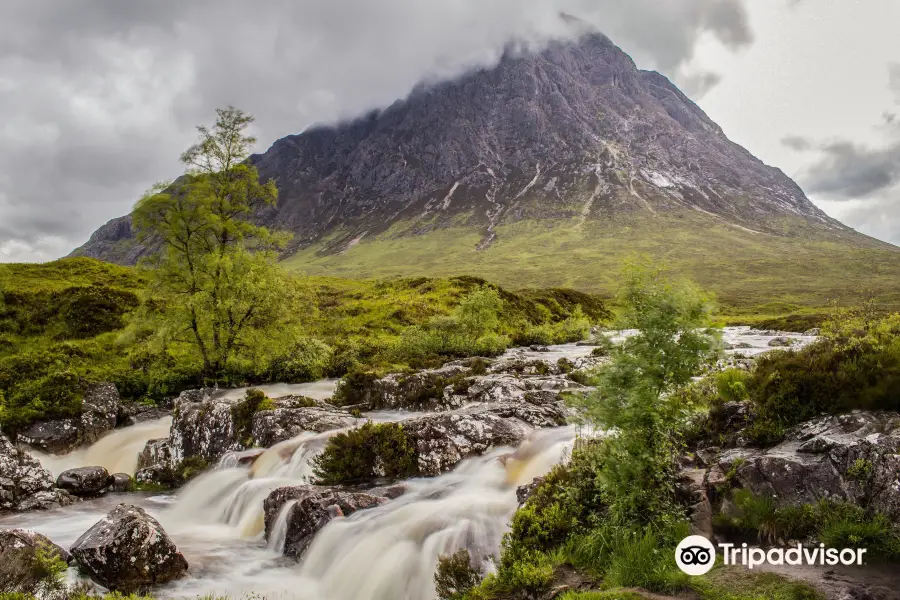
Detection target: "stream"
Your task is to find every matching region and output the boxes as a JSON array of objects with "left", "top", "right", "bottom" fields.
[{"left": 0, "top": 328, "right": 816, "bottom": 599}]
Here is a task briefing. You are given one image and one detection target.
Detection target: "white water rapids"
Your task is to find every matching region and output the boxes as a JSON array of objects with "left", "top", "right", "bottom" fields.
[{"left": 1, "top": 330, "right": 816, "bottom": 599}]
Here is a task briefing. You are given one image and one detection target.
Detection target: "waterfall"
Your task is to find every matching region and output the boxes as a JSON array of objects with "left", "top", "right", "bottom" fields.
[{"left": 28, "top": 416, "right": 172, "bottom": 476}]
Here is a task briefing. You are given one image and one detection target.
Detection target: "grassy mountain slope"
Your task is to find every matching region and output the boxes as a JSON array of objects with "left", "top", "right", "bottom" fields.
[{"left": 283, "top": 210, "right": 900, "bottom": 314}]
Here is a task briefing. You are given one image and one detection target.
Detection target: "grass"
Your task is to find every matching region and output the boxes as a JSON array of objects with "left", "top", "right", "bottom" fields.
[
  {"left": 282, "top": 211, "right": 900, "bottom": 314},
  {"left": 0, "top": 259, "right": 607, "bottom": 431}
]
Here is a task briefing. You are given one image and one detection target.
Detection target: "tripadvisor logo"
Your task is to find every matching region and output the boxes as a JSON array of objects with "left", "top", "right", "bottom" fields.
[{"left": 675, "top": 535, "right": 868, "bottom": 576}]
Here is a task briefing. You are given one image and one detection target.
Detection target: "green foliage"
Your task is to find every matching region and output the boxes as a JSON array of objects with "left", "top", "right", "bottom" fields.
[
  {"left": 312, "top": 421, "right": 417, "bottom": 484},
  {"left": 743, "top": 311, "right": 900, "bottom": 445},
  {"left": 263, "top": 337, "right": 334, "bottom": 382},
  {"left": 435, "top": 550, "right": 483, "bottom": 600},
  {"left": 715, "top": 369, "right": 750, "bottom": 403},
  {"left": 716, "top": 490, "right": 900, "bottom": 559},
  {"left": 132, "top": 107, "right": 295, "bottom": 376},
  {"left": 231, "top": 388, "right": 276, "bottom": 445},
  {"left": 0, "top": 541, "right": 68, "bottom": 597},
  {"left": 691, "top": 569, "right": 824, "bottom": 600},
  {"left": 567, "top": 264, "right": 720, "bottom": 523}
]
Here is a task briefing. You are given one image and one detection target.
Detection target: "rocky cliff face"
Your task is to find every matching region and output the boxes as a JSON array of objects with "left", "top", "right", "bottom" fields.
[{"left": 71, "top": 27, "right": 848, "bottom": 264}]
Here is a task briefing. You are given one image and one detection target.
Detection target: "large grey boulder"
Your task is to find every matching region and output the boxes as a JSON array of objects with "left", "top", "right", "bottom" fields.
[
  {"left": 711, "top": 411, "right": 900, "bottom": 519},
  {"left": 168, "top": 389, "right": 243, "bottom": 464},
  {"left": 56, "top": 466, "right": 113, "bottom": 496},
  {"left": 17, "top": 383, "right": 121, "bottom": 454},
  {"left": 251, "top": 405, "right": 360, "bottom": 448},
  {"left": 70, "top": 504, "right": 188, "bottom": 592},
  {"left": 0, "top": 433, "right": 73, "bottom": 511},
  {"left": 404, "top": 409, "right": 534, "bottom": 476},
  {"left": 263, "top": 486, "right": 385, "bottom": 558}
]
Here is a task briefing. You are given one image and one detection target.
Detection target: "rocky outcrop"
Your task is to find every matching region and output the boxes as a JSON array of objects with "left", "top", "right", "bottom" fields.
[
  {"left": 704, "top": 411, "right": 900, "bottom": 519},
  {"left": 337, "top": 364, "right": 474, "bottom": 411},
  {"left": 251, "top": 406, "right": 360, "bottom": 448},
  {"left": 56, "top": 466, "right": 113, "bottom": 496},
  {"left": 17, "top": 383, "right": 121, "bottom": 454},
  {"left": 109, "top": 473, "right": 132, "bottom": 492},
  {"left": 70, "top": 504, "right": 188, "bottom": 592},
  {"left": 403, "top": 399, "right": 567, "bottom": 476},
  {"left": 263, "top": 486, "right": 386, "bottom": 558},
  {"left": 168, "top": 390, "right": 243, "bottom": 465},
  {"left": 0, "top": 528, "right": 71, "bottom": 564},
  {"left": 0, "top": 433, "right": 73, "bottom": 511}
]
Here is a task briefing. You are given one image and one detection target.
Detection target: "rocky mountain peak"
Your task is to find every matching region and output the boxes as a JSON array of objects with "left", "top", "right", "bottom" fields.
[{"left": 72, "top": 26, "right": 845, "bottom": 264}]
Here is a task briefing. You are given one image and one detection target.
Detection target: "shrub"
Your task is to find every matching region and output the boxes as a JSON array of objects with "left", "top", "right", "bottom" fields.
[
  {"left": 231, "top": 388, "right": 276, "bottom": 445},
  {"left": 715, "top": 368, "right": 750, "bottom": 403},
  {"left": 0, "top": 540, "right": 68, "bottom": 596},
  {"left": 435, "top": 550, "right": 483, "bottom": 600},
  {"left": 312, "top": 421, "right": 417, "bottom": 484},
  {"left": 265, "top": 337, "right": 334, "bottom": 382},
  {"left": 330, "top": 371, "right": 380, "bottom": 407}
]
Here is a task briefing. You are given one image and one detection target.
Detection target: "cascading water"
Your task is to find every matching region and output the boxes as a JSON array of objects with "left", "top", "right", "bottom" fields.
[
  {"left": 1, "top": 332, "right": 818, "bottom": 599},
  {"left": 29, "top": 416, "right": 172, "bottom": 476}
]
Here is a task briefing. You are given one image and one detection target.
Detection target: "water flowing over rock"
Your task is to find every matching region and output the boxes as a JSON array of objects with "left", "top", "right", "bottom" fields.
[
  {"left": 264, "top": 486, "right": 386, "bottom": 558},
  {"left": 0, "top": 528, "right": 71, "bottom": 564},
  {"left": 70, "top": 504, "right": 188, "bottom": 592},
  {"left": 708, "top": 411, "right": 900, "bottom": 519},
  {"left": 17, "top": 383, "right": 121, "bottom": 454},
  {"left": 0, "top": 433, "right": 73, "bottom": 511},
  {"left": 56, "top": 466, "right": 113, "bottom": 496}
]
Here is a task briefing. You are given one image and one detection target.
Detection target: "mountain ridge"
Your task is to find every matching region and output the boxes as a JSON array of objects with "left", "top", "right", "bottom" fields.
[{"left": 70, "top": 27, "right": 899, "bottom": 305}]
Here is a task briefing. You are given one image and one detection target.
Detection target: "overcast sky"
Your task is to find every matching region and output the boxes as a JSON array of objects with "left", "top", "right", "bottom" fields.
[{"left": 1, "top": 0, "right": 897, "bottom": 263}]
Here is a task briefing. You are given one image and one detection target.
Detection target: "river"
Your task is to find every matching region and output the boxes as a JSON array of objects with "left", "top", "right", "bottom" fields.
[{"left": 0, "top": 328, "right": 816, "bottom": 599}]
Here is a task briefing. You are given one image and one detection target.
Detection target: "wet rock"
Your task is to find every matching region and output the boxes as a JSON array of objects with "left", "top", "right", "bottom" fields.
[
  {"left": 346, "top": 364, "right": 475, "bottom": 411},
  {"left": 768, "top": 337, "right": 796, "bottom": 347},
  {"left": 137, "top": 438, "right": 174, "bottom": 471},
  {"left": 516, "top": 477, "right": 546, "bottom": 506},
  {"left": 677, "top": 468, "right": 714, "bottom": 538},
  {"left": 109, "top": 473, "right": 132, "bottom": 492},
  {"left": 251, "top": 406, "right": 360, "bottom": 447},
  {"left": 169, "top": 390, "right": 243, "bottom": 464},
  {"left": 0, "top": 433, "right": 71, "bottom": 511},
  {"left": 0, "top": 528, "right": 71, "bottom": 566},
  {"left": 712, "top": 412, "right": 900, "bottom": 519},
  {"left": 18, "top": 383, "right": 121, "bottom": 454},
  {"left": 404, "top": 410, "right": 533, "bottom": 476},
  {"left": 264, "top": 486, "right": 386, "bottom": 559},
  {"left": 56, "top": 466, "right": 113, "bottom": 496},
  {"left": 70, "top": 504, "right": 188, "bottom": 592},
  {"left": 134, "top": 466, "right": 167, "bottom": 485},
  {"left": 120, "top": 405, "right": 171, "bottom": 427}
]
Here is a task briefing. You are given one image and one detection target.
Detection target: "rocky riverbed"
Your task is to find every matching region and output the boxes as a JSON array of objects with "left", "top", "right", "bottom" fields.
[{"left": 0, "top": 328, "right": 826, "bottom": 598}]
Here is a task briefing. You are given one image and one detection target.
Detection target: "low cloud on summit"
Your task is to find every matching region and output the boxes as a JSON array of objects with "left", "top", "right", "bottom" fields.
[{"left": 0, "top": 0, "right": 755, "bottom": 262}]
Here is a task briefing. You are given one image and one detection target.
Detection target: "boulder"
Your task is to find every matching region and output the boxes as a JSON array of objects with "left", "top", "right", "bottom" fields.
[
  {"left": 0, "top": 433, "right": 73, "bottom": 511},
  {"left": 70, "top": 504, "right": 188, "bottom": 592},
  {"left": 251, "top": 406, "right": 360, "bottom": 447},
  {"left": 109, "top": 473, "right": 132, "bottom": 492},
  {"left": 168, "top": 390, "right": 243, "bottom": 464},
  {"left": 343, "top": 364, "right": 475, "bottom": 411},
  {"left": 516, "top": 477, "right": 546, "bottom": 507},
  {"left": 120, "top": 405, "right": 171, "bottom": 427},
  {"left": 712, "top": 411, "right": 900, "bottom": 519},
  {"left": 56, "top": 466, "right": 113, "bottom": 496},
  {"left": 0, "top": 528, "right": 71, "bottom": 564},
  {"left": 404, "top": 410, "right": 533, "bottom": 476},
  {"left": 263, "top": 486, "right": 386, "bottom": 558},
  {"left": 18, "top": 383, "right": 121, "bottom": 454},
  {"left": 767, "top": 337, "right": 795, "bottom": 347},
  {"left": 137, "top": 438, "right": 174, "bottom": 471}
]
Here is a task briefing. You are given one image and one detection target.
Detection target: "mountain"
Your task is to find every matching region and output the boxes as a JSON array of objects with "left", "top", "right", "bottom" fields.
[{"left": 72, "top": 26, "right": 900, "bottom": 308}]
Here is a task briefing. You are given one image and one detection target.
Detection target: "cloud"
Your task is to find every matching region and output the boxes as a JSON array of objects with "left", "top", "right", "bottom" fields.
[
  {"left": 782, "top": 135, "right": 813, "bottom": 151},
  {"left": 0, "top": 0, "right": 754, "bottom": 262}
]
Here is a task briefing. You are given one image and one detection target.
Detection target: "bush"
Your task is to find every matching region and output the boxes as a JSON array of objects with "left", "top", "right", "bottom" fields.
[
  {"left": 312, "top": 421, "right": 417, "bottom": 484},
  {"left": 435, "top": 550, "right": 483, "bottom": 600},
  {"left": 0, "top": 540, "right": 67, "bottom": 597},
  {"left": 264, "top": 337, "right": 334, "bottom": 382},
  {"left": 745, "top": 336, "right": 900, "bottom": 445},
  {"left": 231, "top": 388, "right": 276, "bottom": 445},
  {"left": 330, "top": 371, "right": 381, "bottom": 407}
]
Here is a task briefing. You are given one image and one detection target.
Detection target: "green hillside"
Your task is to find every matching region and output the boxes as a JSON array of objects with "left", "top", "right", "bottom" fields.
[{"left": 283, "top": 211, "right": 900, "bottom": 316}]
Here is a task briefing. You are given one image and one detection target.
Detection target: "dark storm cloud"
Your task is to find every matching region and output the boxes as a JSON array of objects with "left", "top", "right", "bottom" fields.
[{"left": 0, "top": 0, "right": 754, "bottom": 261}]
